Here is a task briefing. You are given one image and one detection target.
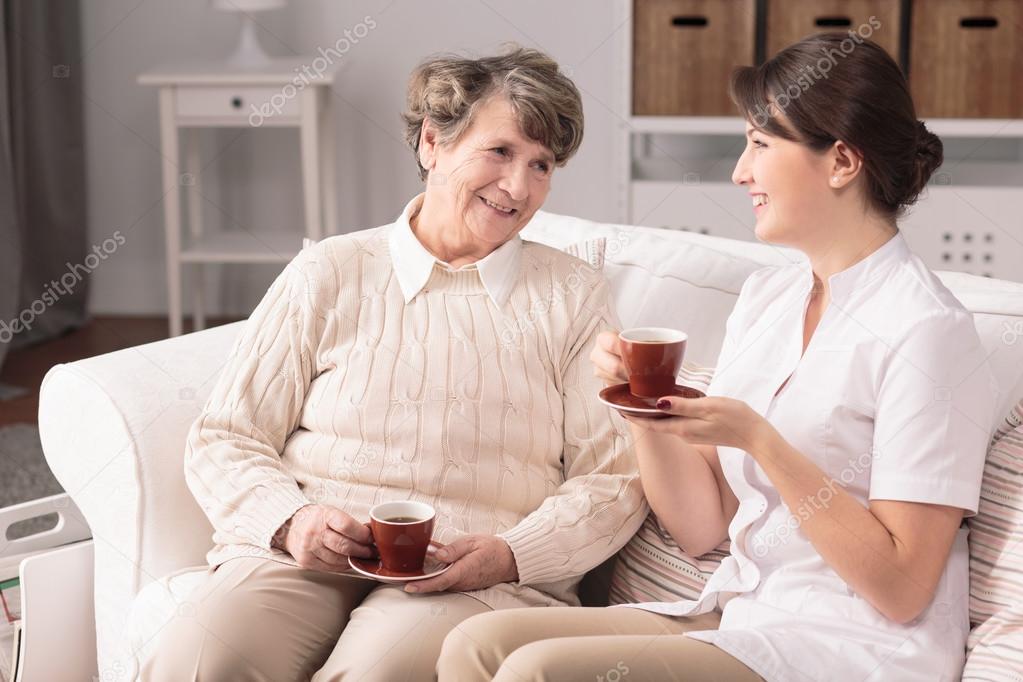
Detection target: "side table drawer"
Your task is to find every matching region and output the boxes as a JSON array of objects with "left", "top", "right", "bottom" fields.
[{"left": 175, "top": 85, "right": 299, "bottom": 123}]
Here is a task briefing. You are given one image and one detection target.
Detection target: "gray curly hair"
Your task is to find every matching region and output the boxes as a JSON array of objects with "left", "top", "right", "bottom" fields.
[{"left": 402, "top": 45, "right": 584, "bottom": 180}]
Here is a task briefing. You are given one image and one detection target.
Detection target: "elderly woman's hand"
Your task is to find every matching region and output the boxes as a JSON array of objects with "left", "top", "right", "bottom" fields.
[
  {"left": 591, "top": 330, "right": 628, "bottom": 386},
  {"left": 404, "top": 534, "right": 518, "bottom": 594},
  {"left": 274, "top": 503, "right": 376, "bottom": 573}
]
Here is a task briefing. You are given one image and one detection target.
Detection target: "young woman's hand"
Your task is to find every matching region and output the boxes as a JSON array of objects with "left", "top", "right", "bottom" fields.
[
  {"left": 591, "top": 330, "right": 628, "bottom": 385},
  {"left": 625, "top": 395, "right": 775, "bottom": 453}
]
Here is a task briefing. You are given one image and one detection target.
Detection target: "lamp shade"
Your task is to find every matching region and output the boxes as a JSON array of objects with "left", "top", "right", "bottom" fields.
[{"left": 211, "top": 0, "right": 286, "bottom": 12}]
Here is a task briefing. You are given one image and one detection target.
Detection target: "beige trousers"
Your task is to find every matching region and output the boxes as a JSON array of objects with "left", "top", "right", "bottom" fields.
[
  {"left": 141, "top": 557, "right": 492, "bottom": 681},
  {"left": 438, "top": 606, "right": 764, "bottom": 682}
]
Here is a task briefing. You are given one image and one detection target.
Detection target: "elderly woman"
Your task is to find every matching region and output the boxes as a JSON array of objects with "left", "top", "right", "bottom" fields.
[{"left": 143, "top": 47, "right": 646, "bottom": 681}]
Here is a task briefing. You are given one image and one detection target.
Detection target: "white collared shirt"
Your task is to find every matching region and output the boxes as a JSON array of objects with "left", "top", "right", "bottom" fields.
[
  {"left": 620, "top": 231, "right": 997, "bottom": 682},
  {"left": 388, "top": 194, "right": 522, "bottom": 306}
]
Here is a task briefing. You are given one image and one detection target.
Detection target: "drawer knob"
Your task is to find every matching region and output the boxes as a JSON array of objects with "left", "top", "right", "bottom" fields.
[{"left": 231, "top": 96, "right": 243, "bottom": 109}]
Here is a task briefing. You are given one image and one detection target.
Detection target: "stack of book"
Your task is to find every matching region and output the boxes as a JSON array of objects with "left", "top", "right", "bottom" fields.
[{"left": 0, "top": 576, "right": 20, "bottom": 682}]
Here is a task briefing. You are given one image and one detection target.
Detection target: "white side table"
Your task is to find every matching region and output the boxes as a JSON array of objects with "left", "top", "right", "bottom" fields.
[{"left": 139, "top": 59, "right": 339, "bottom": 337}]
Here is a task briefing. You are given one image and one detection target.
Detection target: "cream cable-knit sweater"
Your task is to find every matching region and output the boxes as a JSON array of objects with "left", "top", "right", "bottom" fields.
[{"left": 184, "top": 220, "right": 647, "bottom": 609}]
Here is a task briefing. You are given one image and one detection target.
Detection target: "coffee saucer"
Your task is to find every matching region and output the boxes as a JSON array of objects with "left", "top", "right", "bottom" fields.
[
  {"left": 348, "top": 541, "right": 452, "bottom": 583},
  {"left": 598, "top": 383, "right": 706, "bottom": 419}
]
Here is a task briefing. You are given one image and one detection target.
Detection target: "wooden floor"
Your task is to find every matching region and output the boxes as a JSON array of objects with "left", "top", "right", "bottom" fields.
[{"left": 0, "top": 316, "right": 241, "bottom": 427}]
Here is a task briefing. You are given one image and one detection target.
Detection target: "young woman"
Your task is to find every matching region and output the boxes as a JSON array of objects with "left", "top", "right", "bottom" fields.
[{"left": 437, "top": 34, "right": 995, "bottom": 682}]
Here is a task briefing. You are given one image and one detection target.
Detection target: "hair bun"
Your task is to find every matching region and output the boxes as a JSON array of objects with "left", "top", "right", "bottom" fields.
[{"left": 904, "top": 120, "right": 943, "bottom": 206}]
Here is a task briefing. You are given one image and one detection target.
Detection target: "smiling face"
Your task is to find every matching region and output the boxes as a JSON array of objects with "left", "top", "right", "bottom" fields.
[
  {"left": 731, "top": 121, "right": 837, "bottom": 247},
  {"left": 421, "top": 96, "right": 554, "bottom": 247}
]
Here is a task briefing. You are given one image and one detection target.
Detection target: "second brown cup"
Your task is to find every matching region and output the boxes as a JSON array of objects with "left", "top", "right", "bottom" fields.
[
  {"left": 369, "top": 501, "right": 436, "bottom": 573},
  {"left": 619, "top": 327, "right": 687, "bottom": 398}
]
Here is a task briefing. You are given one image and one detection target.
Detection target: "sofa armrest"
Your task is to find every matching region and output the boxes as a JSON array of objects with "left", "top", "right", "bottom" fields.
[{"left": 38, "top": 321, "right": 243, "bottom": 679}]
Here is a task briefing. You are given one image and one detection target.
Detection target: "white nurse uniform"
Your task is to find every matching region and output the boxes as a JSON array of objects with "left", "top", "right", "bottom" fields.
[{"left": 620, "top": 231, "right": 997, "bottom": 682}]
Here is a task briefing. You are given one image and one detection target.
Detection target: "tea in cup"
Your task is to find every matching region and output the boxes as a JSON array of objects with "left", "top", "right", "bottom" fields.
[
  {"left": 368, "top": 501, "right": 436, "bottom": 573},
  {"left": 618, "top": 327, "right": 687, "bottom": 398}
]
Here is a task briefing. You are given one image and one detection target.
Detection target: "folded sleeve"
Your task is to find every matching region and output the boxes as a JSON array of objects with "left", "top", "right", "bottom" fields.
[
  {"left": 868, "top": 309, "right": 997, "bottom": 515},
  {"left": 184, "top": 247, "right": 333, "bottom": 552},
  {"left": 499, "top": 272, "right": 648, "bottom": 585}
]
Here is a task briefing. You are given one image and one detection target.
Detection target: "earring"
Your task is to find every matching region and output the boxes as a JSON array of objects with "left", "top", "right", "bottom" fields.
[{"left": 832, "top": 176, "right": 840, "bottom": 184}]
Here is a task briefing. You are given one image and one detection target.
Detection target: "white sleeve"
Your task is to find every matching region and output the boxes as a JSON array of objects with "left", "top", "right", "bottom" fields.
[{"left": 868, "top": 310, "right": 996, "bottom": 515}]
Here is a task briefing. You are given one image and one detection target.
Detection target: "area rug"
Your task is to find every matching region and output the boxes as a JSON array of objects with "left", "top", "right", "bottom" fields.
[
  {"left": 0, "top": 384, "right": 28, "bottom": 401},
  {"left": 0, "top": 424, "right": 65, "bottom": 538}
]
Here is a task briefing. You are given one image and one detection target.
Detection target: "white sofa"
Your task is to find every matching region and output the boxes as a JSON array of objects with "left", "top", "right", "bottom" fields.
[{"left": 39, "top": 213, "right": 1023, "bottom": 681}]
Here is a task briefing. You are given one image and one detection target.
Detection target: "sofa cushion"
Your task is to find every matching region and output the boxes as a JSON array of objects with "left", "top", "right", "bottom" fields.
[
  {"left": 964, "top": 399, "right": 1023, "bottom": 679},
  {"left": 125, "top": 566, "right": 208, "bottom": 671},
  {"left": 522, "top": 213, "right": 780, "bottom": 368}
]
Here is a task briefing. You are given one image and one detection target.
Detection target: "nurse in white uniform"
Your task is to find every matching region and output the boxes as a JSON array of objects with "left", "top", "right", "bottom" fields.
[{"left": 437, "top": 33, "right": 996, "bottom": 682}]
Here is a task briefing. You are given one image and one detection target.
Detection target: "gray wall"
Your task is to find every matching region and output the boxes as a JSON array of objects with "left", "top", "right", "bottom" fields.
[{"left": 83, "top": 0, "right": 624, "bottom": 316}]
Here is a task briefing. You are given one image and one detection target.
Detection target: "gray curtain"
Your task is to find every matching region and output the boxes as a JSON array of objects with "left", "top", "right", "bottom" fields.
[{"left": 0, "top": 0, "right": 87, "bottom": 375}]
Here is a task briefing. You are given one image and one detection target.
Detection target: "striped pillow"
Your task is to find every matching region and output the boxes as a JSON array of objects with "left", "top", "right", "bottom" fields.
[
  {"left": 963, "top": 398, "right": 1023, "bottom": 680},
  {"left": 608, "top": 361, "right": 730, "bottom": 606},
  {"left": 306, "top": 237, "right": 607, "bottom": 269},
  {"left": 608, "top": 514, "right": 730, "bottom": 605},
  {"left": 561, "top": 237, "right": 606, "bottom": 270}
]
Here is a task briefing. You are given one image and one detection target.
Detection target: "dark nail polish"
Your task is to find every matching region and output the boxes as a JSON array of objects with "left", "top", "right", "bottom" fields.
[{"left": 656, "top": 399, "right": 671, "bottom": 410}]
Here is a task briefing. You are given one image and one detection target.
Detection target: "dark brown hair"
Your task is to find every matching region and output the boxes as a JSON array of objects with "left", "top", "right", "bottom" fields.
[
  {"left": 730, "top": 33, "right": 942, "bottom": 218},
  {"left": 403, "top": 46, "right": 584, "bottom": 180}
]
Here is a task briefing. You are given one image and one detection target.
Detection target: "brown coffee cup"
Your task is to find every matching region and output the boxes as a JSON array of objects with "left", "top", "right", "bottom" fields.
[
  {"left": 369, "top": 501, "right": 436, "bottom": 573},
  {"left": 619, "top": 327, "right": 687, "bottom": 398}
]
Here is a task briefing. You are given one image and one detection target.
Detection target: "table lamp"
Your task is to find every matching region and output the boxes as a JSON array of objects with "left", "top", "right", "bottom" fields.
[{"left": 211, "top": 0, "right": 287, "bottom": 66}]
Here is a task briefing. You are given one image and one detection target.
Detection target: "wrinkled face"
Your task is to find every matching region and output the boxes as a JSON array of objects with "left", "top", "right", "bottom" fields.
[
  {"left": 423, "top": 97, "right": 555, "bottom": 246},
  {"left": 731, "top": 121, "right": 834, "bottom": 247}
]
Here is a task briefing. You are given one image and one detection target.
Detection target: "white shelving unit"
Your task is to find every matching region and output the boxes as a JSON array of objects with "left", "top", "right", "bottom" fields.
[{"left": 614, "top": 3, "right": 1023, "bottom": 282}]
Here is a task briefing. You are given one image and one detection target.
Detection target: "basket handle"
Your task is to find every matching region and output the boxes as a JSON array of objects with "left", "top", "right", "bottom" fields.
[
  {"left": 959, "top": 17, "right": 998, "bottom": 29},
  {"left": 671, "top": 16, "right": 708, "bottom": 28},
  {"left": 814, "top": 16, "right": 852, "bottom": 28}
]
